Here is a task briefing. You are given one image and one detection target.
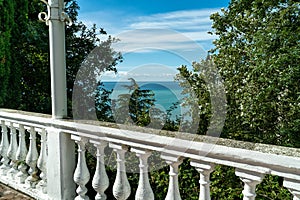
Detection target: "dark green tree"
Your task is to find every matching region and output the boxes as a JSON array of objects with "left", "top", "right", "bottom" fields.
[
  {"left": 0, "top": 0, "right": 121, "bottom": 116},
  {"left": 95, "top": 82, "right": 114, "bottom": 122},
  {"left": 175, "top": 56, "right": 226, "bottom": 136},
  {"left": 113, "top": 78, "right": 164, "bottom": 127},
  {"left": 210, "top": 0, "right": 300, "bottom": 147},
  {"left": 0, "top": 0, "right": 14, "bottom": 106}
]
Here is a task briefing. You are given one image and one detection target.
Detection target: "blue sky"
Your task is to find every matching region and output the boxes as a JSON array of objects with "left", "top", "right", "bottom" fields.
[{"left": 76, "top": 0, "right": 230, "bottom": 81}]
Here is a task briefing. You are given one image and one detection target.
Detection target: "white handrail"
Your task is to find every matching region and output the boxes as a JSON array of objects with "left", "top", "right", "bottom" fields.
[{"left": 0, "top": 109, "right": 299, "bottom": 200}]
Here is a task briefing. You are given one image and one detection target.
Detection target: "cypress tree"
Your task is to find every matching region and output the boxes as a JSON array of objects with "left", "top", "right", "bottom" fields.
[{"left": 0, "top": 0, "right": 14, "bottom": 106}]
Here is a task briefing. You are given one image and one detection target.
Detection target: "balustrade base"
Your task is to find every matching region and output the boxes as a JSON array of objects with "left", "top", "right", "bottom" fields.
[
  {"left": 0, "top": 176, "right": 48, "bottom": 200},
  {"left": 25, "top": 176, "right": 40, "bottom": 189},
  {"left": 0, "top": 165, "right": 10, "bottom": 175},
  {"left": 15, "top": 171, "right": 28, "bottom": 184},
  {"left": 36, "top": 180, "right": 47, "bottom": 194}
]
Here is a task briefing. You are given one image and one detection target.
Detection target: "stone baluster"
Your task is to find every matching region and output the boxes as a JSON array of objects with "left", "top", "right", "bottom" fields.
[
  {"left": 25, "top": 126, "right": 39, "bottom": 188},
  {"left": 131, "top": 148, "right": 154, "bottom": 200},
  {"left": 235, "top": 169, "right": 264, "bottom": 200},
  {"left": 90, "top": 140, "right": 109, "bottom": 200},
  {"left": 109, "top": 143, "right": 131, "bottom": 200},
  {"left": 161, "top": 154, "right": 183, "bottom": 200},
  {"left": 283, "top": 178, "right": 300, "bottom": 200},
  {"left": 0, "top": 121, "right": 10, "bottom": 174},
  {"left": 15, "top": 124, "right": 28, "bottom": 183},
  {"left": 37, "top": 128, "right": 47, "bottom": 193},
  {"left": 73, "top": 136, "right": 90, "bottom": 200},
  {"left": 190, "top": 160, "right": 214, "bottom": 200},
  {"left": 7, "top": 122, "right": 19, "bottom": 179}
]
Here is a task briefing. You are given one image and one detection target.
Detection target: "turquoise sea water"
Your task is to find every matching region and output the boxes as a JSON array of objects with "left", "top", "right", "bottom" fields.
[{"left": 102, "top": 81, "right": 185, "bottom": 118}]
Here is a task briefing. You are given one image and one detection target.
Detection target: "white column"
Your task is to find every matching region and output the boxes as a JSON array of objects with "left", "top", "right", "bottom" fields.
[
  {"left": 161, "top": 154, "right": 183, "bottom": 200},
  {"left": 47, "top": 127, "right": 76, "bottom": 200},
  {"left": 131, "top": 148, "right": 154, "bottom": 200},
  {"left": 90, "top": 140, "right": 109, "bottom": 200},
  {"left": 283, "top": 178, "right": 300, "bottom": 200},
  {"left": 235, "top": 169, "right": 264, "bottom": 200},
  {"left": 25, "top": 126, "right": 39, "bottom": 188},
  {"left": 110, "top": 143, "right": 131, "bottom": 200},
  {"left": 48, "top": 0, "right": 68, "bottom": 119},
  {"left": 190, "top": 161, "right": 214, "bottom": 200},
  {"left": 37, "top": 129, "right": 48, "bottom": 193},
  {"left": 0, "top": 120, "right": 9, "bottom": 174},
  {"left": 16, "top": 124, "right": 29, "bottom": 183},
  {"left": 7, "top": 122, "right": 18, "bottom": 179},
  {"left": 73, "top": 136, "right": 90, "bottom": 200}
]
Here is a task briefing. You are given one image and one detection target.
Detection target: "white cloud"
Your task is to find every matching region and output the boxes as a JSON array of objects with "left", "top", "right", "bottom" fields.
[
  {"left": 78, "top": 8, "right": 219, "bottom": 81},
  {"left": 100, "top": 64, "right": 179, "bottom": 82},
  {"left": 111, "top": 29, "right": 208, "bottom": 62},
  {"left": 78, "top": 8, "right": 220, "bottom": 46},
  {"left": 129, "top": 9, "right": 218, "bottom": 31}
]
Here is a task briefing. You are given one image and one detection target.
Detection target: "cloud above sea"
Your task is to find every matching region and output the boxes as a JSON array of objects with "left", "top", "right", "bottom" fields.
[{"left": 78, "top": 8, "right": 220, "bottom": 52}]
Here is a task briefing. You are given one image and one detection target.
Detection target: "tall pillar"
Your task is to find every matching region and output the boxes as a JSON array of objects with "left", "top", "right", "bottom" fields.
[
  {"left": 39, "top": 0, "right": 71, "bottom": 119},
  {"left": 48, "top": 0, "right": 68, "bottom": 118},
  {"left": 38, "top": 2, "right": 75, "bottom": 199}
]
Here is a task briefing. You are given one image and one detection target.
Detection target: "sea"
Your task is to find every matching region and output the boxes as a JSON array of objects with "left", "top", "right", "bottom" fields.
[{"left": 101, "top": 81, "right": 186, "bottom": 118}]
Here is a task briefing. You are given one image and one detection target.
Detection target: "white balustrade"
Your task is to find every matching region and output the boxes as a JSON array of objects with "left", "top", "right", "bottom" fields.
[
  {"left": 283, "top": 179, "right": 300, "bottom": 200},
  {"left": 110, "top": 143, "right": 131, "bottom": 200},
  {"left": 235, "top": 169, "right": 265, "bottom": 200},
  {"left": 37, "top": 128, "right": 48, "bottom": 193},
  {"left": 72, "top": 136, "right": 90, "bottom": 200},
  {"left": 162, "top": 154, "right": 183, "bottom": 200},
  {"left": 0, "top": 120, "right": 10, "bottom": 174},
  {"left": 190, "top": 160, "right": 214, "bottom": 200},
  {"left": 16, "top": 124, "right": 29, "bottom": 183},
  {"left": 7, "top": 122, "right": 19, "bottom": 179},
  {"left": 25, "top": 126, "right": 39, "bottom": 188},
  {"left": 0, "top": 109, "right": 299, "bottom": 200},
  {"left": 131, "top": 148, "right": 154, "bottom": 200},
  {"left": 90, "top": 140, "right": 109, "bottom": 200}
]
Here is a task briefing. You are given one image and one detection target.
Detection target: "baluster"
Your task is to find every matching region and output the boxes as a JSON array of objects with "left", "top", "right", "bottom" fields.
[
  {"left": 91, "top": 140, "right": 109, "bottom": 200},
  {"left": 190, "top": 160, "right": 214, "bottom": 200},
  {"left": 283, "top": 178, "right": 300, "bottom": 200},
  {"left": 7, "top": 122, "right": 19, "bottom": 179},
  {"left": 131, "top": 148, "right": 154, "bottom": 200},
  {"left": 25, "top": 126, "right": 39, "bottom": 188},
  {"left": 37, "top": 129, "right": 47, "bottom": 193},
  {"left": 0, "top": 121, "right": 10, "bottom": 175},
  {"left": 16, "top": 124, "right": 29, "bottom": 184},
  {"left": 161, "top": 154, "right": 183, "bottom": 200},
  {"left": 109, "top": 143, "right": 131, "bottom": 200},
  {"left": 235, "top": 169, "right": 264, "bottom": 200},
  {"left": 73, "top": 136, "right": 90, "bottom": 200}
]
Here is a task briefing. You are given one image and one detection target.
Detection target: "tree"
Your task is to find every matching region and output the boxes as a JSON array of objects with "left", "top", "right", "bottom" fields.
[
  {"left": 70, "top": 33, "right": 122, "bottom": 120},
  {"left": 0, "top": 0, "right": 122, "bottom": 116},
  {"left": 113, "top": 78, "right": 164, "bottom": 127},
  {"left": 0, "top": 0, "right": 14, "bottom": 106},
  {"left": 210, "top": 0, "right": 300, "bottom": 147},
  {"left": 175, "top": 56, "right": 226, "bottom": 136}
]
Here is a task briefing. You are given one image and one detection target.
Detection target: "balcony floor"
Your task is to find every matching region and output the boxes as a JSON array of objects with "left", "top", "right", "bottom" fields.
[{"left": 0, "top": 183, "right": 33, "bottom": 200}]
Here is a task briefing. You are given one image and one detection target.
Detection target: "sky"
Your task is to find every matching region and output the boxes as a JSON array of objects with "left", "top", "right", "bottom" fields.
[{"left": 76, "top": 0, "right": 230, "bottom": 81}]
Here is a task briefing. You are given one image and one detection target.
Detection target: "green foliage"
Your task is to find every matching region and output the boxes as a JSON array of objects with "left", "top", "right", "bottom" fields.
[
  {"left": 71, "top": 34, "right": 122, "bottom": 119},
  {"left": 95, "top": 82, "right": 114, "bottom": 122},
  {"left": 113, "top": 78, "right": 164, "bottom": 127},
  {"left": 0, "top": 0, "right": 14, "bottom": 106},
  {"left": 210, "top": 0, "right": 300, "bottom": 147},
  {"left": 175, "top": 56, "right": 226, "bottom": 135},
  {"left": 0, "top": 0, "right": 121, "bottom": 115},
  {"left": 256, "top": 175, "right": 291, "bottom": 200},
  {"left": 210, "top": 165, "right": 243, "bottom": 199}
]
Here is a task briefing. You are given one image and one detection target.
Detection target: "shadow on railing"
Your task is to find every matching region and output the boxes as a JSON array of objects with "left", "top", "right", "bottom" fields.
[{"left": 0, "top": 109, "right": 299, "bottom": 200}]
